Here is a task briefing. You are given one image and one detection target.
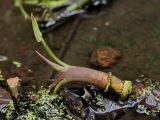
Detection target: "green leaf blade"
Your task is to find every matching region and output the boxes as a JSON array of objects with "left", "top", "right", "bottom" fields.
[
  {"left": 15, "top": 0, "right": 22, "bottom": 7},
  {"left": 31, "top": 14, "right": 43, "bottom": 43}
]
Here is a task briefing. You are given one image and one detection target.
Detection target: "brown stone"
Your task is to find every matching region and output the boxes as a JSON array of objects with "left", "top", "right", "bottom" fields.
[{"left": 90, "top": 47, "right": 121, "bottom": 68}]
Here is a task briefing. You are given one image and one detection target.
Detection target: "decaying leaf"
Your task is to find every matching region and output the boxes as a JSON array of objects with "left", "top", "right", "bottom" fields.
[
  {"left": 7, "top": 77, "right": 21, "bottom": 98},
  {"left": 0, "top": 87, "right": 11, "bottom": 111},
  {"left": 12, "top": 61, "right": 22, "bottom": 68}
]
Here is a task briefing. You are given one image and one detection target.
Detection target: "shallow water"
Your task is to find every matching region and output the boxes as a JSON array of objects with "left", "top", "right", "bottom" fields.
[{"left": 0, "top": 0, "right": 160, "bottom": 120}]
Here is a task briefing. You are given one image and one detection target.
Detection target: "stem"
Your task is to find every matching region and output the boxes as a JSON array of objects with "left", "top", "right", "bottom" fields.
[
  {"left": 19, "top": 5, "right": 30, "bottom": 20},
  {"left": 36, "top": 51, "right": 65, "bottom": 71},
  {"left": 51, "top": 67, "right": 132, "bottom": 98},
  {"left": 53, "top": 79, "right": 72, "bottom": 95},
  {"left": 41, "top": 39, "right": 69, "bottom": 67},
  {"left": 110, "top": 76, "right": 124, "bottom": 93},
  {"left": 31, "top": 14, "right": 69, "bottom": 67},
  {"left": 15, "top": 0, "right": 29, "bottom": 19},
  {"left": 53, "top": 76, "right": 132, "bottom": 99}
]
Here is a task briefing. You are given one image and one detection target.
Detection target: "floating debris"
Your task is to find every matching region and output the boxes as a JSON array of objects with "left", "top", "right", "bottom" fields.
[
  {"left": 0, "top": 70, "right": 5, "bottom": 81},
  {"left": 15, "top": 0, "right": 109, "bottom": 29},
  {"left": 12, "top": 61, "right": 22, "bottom": 68}
]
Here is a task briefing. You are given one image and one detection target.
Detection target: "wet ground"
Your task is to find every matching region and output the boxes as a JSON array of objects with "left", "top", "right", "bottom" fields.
[
  {"left": 0, "top": 0, "right": 160, "bottom": 119},
  {"left": 64, "top": 0, "right": 160, "bottom": 82}
]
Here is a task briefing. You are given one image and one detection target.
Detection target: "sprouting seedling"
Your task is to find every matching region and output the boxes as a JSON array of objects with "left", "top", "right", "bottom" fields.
[
  {"left": 31, "top": 14, "right": 133, "bottom": 99},
  {"left": 31, "top": 14, "right": 69, "bottom": 67},
  {"left": 36, "top": 50, "right": 132, "bottom": 98}
]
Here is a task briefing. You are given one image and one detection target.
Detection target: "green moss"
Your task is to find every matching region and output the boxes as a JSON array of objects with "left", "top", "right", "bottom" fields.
[
  {"left": 89, "top": 93, "right": 105, "bottom": 112},
  {"left": 136, "top": 81, "right": 160, "bottom": 115},
  {"left": 2, "top": 89, "right": 75, "bottom": 120},
  {"left": 1, "top": 101, "right": 16, "bottom": 120}
]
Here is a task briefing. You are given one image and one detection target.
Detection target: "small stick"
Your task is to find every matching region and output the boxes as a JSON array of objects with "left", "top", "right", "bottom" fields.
[{"left": 58, "top": 17, "right": 81, "bottom": 59}]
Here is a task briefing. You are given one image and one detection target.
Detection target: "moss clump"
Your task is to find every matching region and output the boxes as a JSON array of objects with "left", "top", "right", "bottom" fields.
[
  {"left": 2, "top": 89, "right": 75, "bottom": 120},
  {"left": 1, "top": 101, "right": 16, "bottom": 120},
  {"left": 89, "top": 93, "right": 106, "bottom": 112},
  {"left": 136, "top": 81, "right": 160, "bottom": 115}
]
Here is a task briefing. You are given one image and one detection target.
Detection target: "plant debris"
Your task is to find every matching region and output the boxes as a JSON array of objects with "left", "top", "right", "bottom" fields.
[
  {"left": 12, "top": 67, "right": 34, "bottom": 84},
  {"left": 0, "top": 87, "right": 11, "bottom": 111},
  {"left": 15, "top": 0, "right": 109, "bottom": 29},
  {"left": 0, "top": 55, "right": 8, "bottom": 62},
  {"left": 0, "top": 70, "right": 5, "bottom": 81},
  {"left": 136, "top": 80, "right": 160, "bottom": 115},
  {"left": 1, "top": 78, "right": 160, "bottom": 120},
  {"left": 12, "top": 61, "right": 22, "bottom": 68},
  {"left": 7, "top": 77, "right": 21, "bottom": 99}
]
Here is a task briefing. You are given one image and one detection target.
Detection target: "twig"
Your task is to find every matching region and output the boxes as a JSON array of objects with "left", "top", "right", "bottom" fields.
[{"left": 58, "top": 17, "right": 81, "bottom": 59}]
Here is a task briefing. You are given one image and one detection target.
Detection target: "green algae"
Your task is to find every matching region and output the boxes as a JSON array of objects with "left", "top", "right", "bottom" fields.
[{"left": 2, "top": 89, "right": 75, "bottom": 120}]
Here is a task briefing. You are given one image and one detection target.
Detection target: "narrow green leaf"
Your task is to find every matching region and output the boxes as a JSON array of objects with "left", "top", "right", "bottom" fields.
[
  {"left": 31, "top": 14, "right": 69, "bottom": 67},
  {"left": 41, "top": 0, "right": 68, "bottom": 7},
  {"left": 15, "top": 0, "right": 21, "bottom": 7},
  {"left": 24, "top": 0, "right": 39, "bottom": 5},
  {"left": 31, "top": 14, "right": 43, "bottom": 43}
]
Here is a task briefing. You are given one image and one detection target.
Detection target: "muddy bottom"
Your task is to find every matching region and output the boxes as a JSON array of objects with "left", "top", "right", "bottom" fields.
[{"left": 0, "top": 0, "right": 160, "bottom": 120}]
